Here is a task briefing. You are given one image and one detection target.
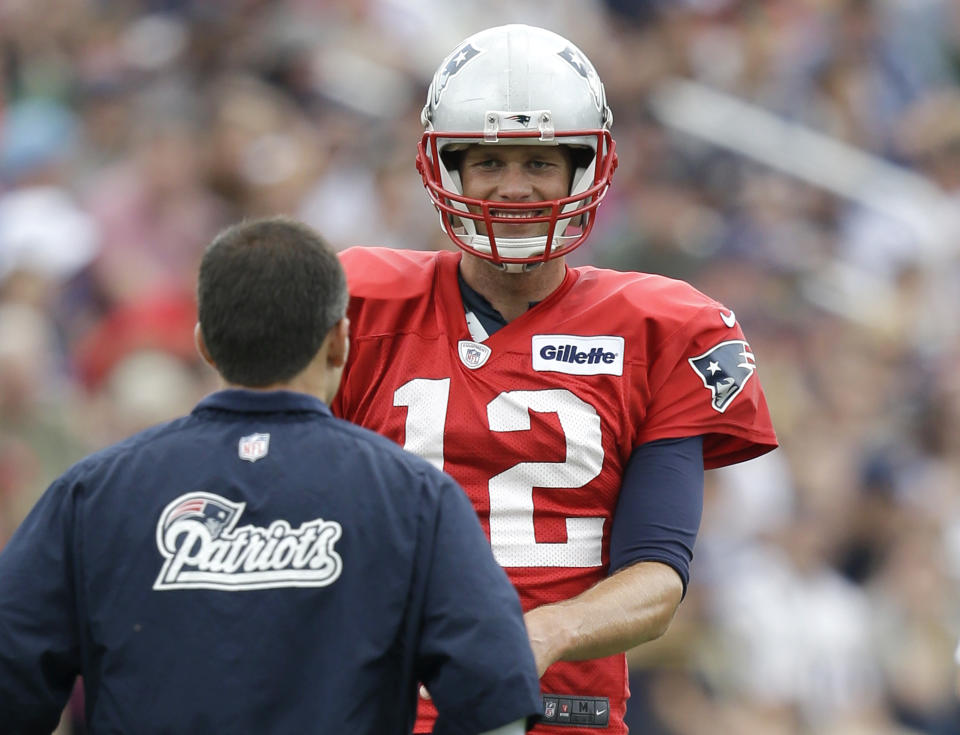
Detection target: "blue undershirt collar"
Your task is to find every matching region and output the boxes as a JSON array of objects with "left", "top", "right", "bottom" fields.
[{"left": 457, "top": 268, "right": 539, "bottom": 337}]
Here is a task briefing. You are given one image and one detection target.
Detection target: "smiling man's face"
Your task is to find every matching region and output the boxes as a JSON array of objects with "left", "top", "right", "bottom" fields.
[{"left": 459, "top": 143, "right": 574, "bottom": 239}]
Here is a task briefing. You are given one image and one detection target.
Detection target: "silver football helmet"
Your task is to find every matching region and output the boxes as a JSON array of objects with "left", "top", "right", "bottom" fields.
[{"left": 417, "top": 24, "right": 617, "bottom": 269}]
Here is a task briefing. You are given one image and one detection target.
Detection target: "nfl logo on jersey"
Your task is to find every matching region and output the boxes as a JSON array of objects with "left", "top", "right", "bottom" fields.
[
  {"left": 238, "top": 433, "right": 270, "bottom": 462},
  {"left": 458, "top": 340, "right": 492, "bottom": 370}
]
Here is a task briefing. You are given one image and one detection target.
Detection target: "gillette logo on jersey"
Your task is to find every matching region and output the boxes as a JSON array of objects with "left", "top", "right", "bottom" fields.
[
  {"left": 531, "top": 335, "right": 624, "bottom": 376},
  {"left": 688, "top": 340, "right": 757, "bottom": 413},
  {"left": 153, "top": 492, "right": 342, "bottom": 591}
]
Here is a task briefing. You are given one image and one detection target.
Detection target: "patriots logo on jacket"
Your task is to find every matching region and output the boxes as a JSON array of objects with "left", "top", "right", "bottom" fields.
[
  {"left": 154, "top": 492, "right": 342, "bottom": 591},
  {"left": 688, "top": 340, "right": 757, "bottom": 413},
  {"left": 165, "top": 494, "right": 240, "bottom": 539}
]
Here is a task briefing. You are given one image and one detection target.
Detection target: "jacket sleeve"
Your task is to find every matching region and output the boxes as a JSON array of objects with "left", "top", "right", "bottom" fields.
[
  {"left": 0, "top": 476, "right": 82, "bottom": 732},
  {"left": 416, "top": 474, "right": 542, "bottom": 735}
]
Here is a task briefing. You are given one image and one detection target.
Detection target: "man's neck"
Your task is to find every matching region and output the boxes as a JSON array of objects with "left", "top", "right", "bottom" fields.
[
  {"left": 220, "top": 347, "right": 340, "bottom": 404},
  {"left": 459, "top": 254, "right": 566, "bottom": 323}
]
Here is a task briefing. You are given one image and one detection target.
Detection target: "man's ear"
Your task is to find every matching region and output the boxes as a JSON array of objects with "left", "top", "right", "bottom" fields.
[
  {"left": 326, "top": 316, "right": 350, "bottom": 368},
  {"left": 194, "top": 323, "right": 216, "bottom": 368}
]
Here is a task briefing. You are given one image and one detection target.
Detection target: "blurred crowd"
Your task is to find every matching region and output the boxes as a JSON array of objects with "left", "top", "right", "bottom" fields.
[{"left": 2, "top": 0, "right": 960, "bottom": 733}]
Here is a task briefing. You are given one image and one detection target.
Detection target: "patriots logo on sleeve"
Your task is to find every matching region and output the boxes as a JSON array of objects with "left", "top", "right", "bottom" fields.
[{"left": 688, "top": 340, "right": 757, "bottom": 413}]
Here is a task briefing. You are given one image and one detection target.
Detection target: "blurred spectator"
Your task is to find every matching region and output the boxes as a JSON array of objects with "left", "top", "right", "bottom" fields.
[
  {"left": 205, "top": 74, "right": 324, "bottom": 220},
  {"left": 0, "top": 98, "right": 99, "bottom": 292},
  {"left": 82, "top": 113, "right": 227, "bottom": 308},
  {"left": 0, "top": 303, "right": 89, "bottom": 547}
]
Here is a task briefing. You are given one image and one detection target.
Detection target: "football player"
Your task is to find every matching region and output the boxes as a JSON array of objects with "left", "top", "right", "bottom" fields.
[{"left": 332, "top": 24, "right": 778, "bottom": 734}]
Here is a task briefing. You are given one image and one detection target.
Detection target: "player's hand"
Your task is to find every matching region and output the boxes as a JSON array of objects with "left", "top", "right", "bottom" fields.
[{"left": 419, "top": 684, "right": 431, "bottom": 700}]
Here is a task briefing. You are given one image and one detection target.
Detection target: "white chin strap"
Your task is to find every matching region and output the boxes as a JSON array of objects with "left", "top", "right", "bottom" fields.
[{"left": 462, "top": 232, "right": 576, "bottom": 262}]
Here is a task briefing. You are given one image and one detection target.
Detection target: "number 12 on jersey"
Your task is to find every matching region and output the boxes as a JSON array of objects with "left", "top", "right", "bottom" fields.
[{"left": 394, "top": 378, "right": 605, "bottom": 568}]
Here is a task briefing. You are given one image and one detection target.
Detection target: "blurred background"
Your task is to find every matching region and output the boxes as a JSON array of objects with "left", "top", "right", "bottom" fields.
[{"left": 2, "top": 0, "right": 960, "bottom": 733}]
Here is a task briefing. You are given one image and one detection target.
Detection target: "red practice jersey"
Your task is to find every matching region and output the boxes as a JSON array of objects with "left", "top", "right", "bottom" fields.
[{"left": 333, "top": 247, "right": 777, "bottom": 734}]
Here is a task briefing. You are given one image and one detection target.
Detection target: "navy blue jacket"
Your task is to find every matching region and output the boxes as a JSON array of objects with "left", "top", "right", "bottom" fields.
[{"left": 0, "top": 390, "right": 541, "bottom": 734}]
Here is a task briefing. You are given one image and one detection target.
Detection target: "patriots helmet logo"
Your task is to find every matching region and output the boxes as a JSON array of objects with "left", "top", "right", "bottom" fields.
[
  {"left": 557, "top": 46, "right": 605, "bottom": 113},
  {"left": 432, "top": 43, "right": 481, "bottom": 106},
  {"left": 558, "top": 46, "right": 588, "bottom": 78},
  {"left": 688, "top": 340, "right": 757, "bottom": 413}
]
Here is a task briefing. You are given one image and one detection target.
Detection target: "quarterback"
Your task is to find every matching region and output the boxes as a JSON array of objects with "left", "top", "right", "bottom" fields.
[{"left": 332, "top": 24, "right": 778, "bottom": 733}]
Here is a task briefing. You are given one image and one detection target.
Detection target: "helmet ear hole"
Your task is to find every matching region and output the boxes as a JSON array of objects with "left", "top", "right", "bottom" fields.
[
  {"left": 566, "top": 146, "right": 593, "bottom": 193},
  {"left": 440, "top": 149, "right": 465, "bottom": 173},
  {"left": 569, "top": 147, "right": 594, "bottom": 172}
]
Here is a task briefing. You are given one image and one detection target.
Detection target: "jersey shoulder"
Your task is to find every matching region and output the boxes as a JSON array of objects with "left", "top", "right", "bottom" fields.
[
  {"left": 339, "top": 247, "right": 460, "bottom": 340},
  {"left": 570, "top": 266, "right": 725, "bottom": 333},
  {"left": 339, "top": 247, "right": 451, "bottom": 300}
]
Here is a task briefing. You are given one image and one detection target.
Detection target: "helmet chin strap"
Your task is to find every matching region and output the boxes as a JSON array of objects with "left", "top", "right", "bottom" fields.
[
  {"left": 493, "top": 261, "right": 544, "bottom": 274},
  {"left": 462, "top": 232, "right": 577, "bottom": 264}
]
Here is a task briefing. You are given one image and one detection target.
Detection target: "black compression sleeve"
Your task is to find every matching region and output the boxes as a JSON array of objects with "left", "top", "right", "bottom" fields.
[{"left": 609, "top": 436, "right": 704, "bottom": 594}]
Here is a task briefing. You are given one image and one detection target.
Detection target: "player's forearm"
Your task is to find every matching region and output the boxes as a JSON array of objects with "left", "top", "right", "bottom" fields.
[{"left": 523, "top": 560, "right": 683, "bottom": 676}]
